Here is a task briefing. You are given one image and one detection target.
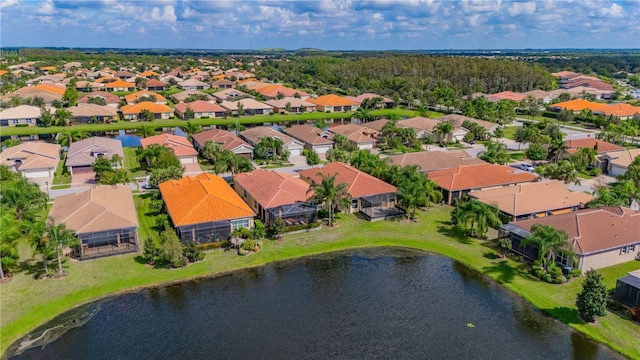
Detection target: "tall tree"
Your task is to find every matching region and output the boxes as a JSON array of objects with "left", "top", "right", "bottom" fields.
[
  {"left": 306, "top": 173, "right": 351, "bottom": 227},
  {"left": 46, "top": 220, "right": 79, "bottom": 276},
  {"left": 522, "top": 224, "right": 574, "bottom": 271},
  {"left": 25, "top": 219, "right": 52, "bottom": 276},
  {"left": 576, "top": 269, "right": 608, "bottom": 322},
  {"left": 181, "top": 122, "right": 201, "bottom": 140},
  {"left": 434, "top": 120, "right": 454, "bottom": 145},
  {"left": 0, "top": 177, "right": 47, "bottom": 220},
  {"left": 54, "top": 108, "right": 74, "bottom": 126},
  {"left": 479, "top": 141, "right": 510, "bottom": 165},
  {"left": 136, "top": 125, "right": 157, "bottom": 138},
  {"left": 0, "top": 209, "right": 21, "bottom": 279},
  {"left": 458, "top": 200, "right": 502, "bottom": 239}
]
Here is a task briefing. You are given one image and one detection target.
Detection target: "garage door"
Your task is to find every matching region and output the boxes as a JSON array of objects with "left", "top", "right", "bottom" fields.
[
  {"left": 24, "top": 169, "right": 51, "bottom": 178},
  {"left": 314, "top": 145, "right": 332, "bottom": 154},
  {"left": 288, "top": 148, "right": 302, "bottom": 156},
  {"left": 179, "top": 157, "right": 195, "bottom": 164},
  {"left": 72, "top": 166, "right": 94, "bottom": 174}
]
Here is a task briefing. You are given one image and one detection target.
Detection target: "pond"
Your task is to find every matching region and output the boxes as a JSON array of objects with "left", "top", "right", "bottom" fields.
[{"left": 8, "top": 248, "right": 622, "bottom": 359}]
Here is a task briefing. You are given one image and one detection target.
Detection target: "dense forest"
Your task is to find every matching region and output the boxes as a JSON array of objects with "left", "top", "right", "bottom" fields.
[
  {"left": 536, "top": 55, "right": 640, "bottom": 78},
  {"left": 256, "top": 55, "right": 555, "bottom": 102}
]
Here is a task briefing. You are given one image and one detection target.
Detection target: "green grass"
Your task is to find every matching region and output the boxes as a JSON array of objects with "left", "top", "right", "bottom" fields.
[
  {"left": 1, "top": 109, "right": 422, "bottom": 137},
  {"left": 2, "top": 207, "right": 639, "bottom": 358},
  {"left": 502, "top": 126, "right": 518, "bottom": 140},
  {"left": 51, "top": 155, "right": 71, "bottom": 185},
  {"left": 123, "top": 147, "right": 147, "bottom": 178},
  {"left": 508, "top": 152, "right": 525, "bottom": 161}
]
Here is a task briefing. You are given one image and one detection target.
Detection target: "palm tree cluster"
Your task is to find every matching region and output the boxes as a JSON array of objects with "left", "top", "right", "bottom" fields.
[
  {"left": 306, "top": 173, "right": 351, "bottom": 227},
  {"left": 254, "top": 136, "right": 287, "bottom": 163},
  {"left": 199, "top": 140, "right": 253, "bottom": 175},
  {"left": 137, "top": 144, "right": 184, "bottom": 186},
  {"left": 380, "top": 120, "right": 420, "bottom": 152},
  {"left": 451, "top": 198, "right": 502, "bottom": 239},
  {"left": 588, "top": 157, "right": 640, "bottom": 208}
]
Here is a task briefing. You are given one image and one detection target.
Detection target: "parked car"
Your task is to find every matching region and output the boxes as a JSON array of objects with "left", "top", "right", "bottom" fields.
[{"left": 518, "top": 163, "right": 535, "bottom": 172}]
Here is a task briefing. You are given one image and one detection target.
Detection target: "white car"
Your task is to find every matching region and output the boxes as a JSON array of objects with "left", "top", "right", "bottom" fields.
[{"left": 518, "top": 163, "right": 535, "bottom": 172}]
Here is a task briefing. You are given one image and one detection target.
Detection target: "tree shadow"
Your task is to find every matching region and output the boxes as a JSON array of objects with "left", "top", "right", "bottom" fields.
[
  {"left": 482, "top": 260, "right": 522, "bottom": 284},
  {"left": 543, "top": 306, "right": 585, "bottom": 325},
  {"left": 436, "top": 221, "right": 472, "bottom": 244},
  {"left": 133, "top": 255, "right": 147, "bottom": 265},
  {"left": 483, "top": 252, "right": 500, "bottom": 260},
  {"left": 17, "top": 258, "right": 46, "bottom": 279}
]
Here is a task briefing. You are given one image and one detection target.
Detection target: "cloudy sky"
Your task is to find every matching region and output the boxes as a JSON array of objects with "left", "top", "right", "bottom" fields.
[{"left": 1, "top": 0, "right": 639, "bottom": 50}]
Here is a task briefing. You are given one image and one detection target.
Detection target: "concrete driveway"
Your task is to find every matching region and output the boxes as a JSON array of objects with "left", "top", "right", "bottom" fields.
[{"left": 71, "top": 171, "right": 97, "bottom": 187}]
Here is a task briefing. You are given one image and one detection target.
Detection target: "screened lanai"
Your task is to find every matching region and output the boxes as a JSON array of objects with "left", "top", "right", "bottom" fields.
[
  {"left": 267, "top": 202, "right": 318, "bottom": 226},
  {"left": 359, "top": 193, "right": 404, "bottom": 221}
]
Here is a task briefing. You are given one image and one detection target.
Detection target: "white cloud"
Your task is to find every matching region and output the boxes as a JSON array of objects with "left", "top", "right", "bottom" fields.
[
  {"left": 600, "top": 3, "right": 625, "bottom": 18},
  {"left": 138, "top": 26, "right": 146, "bottom": 34},
  {"left": 37, "top": 0, "right": 55, "bottom": 14},
  {"left": 508, "top": 2, "right": 536, "bottom": 16},
  {"left": 0, "top": 0, "right": 18, "bottom": 9},
  {"left": 150, "top": 5, "right": 176, "bottom": 23}
]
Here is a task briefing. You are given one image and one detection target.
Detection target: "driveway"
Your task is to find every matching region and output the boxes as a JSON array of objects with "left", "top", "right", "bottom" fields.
[
  {"left": 183, "top": 162, "right": 203, "bottom": 175},
  {"left": 71, "top": 171, "right": 97, "bottom": 188}
]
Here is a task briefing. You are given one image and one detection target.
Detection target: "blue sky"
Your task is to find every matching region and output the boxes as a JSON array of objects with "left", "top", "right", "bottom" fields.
[{"left": 1, "top": 0, "right": 639, "bottom": 50}]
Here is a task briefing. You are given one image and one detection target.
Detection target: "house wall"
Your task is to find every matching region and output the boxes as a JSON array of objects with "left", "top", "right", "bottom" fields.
[
  {"left": 1, "top": 117, "right": 39, "bottom": 127},
  {"left": 608, "top": 164, "right": 627, "bottom": 177},
  {"left": 579, "top": 244, "right": 639, "bottom": 271}
]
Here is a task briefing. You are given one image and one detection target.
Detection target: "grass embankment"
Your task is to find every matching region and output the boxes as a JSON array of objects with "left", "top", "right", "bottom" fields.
[
  {"left": 1, "top": 206, "right": 639, "bottom": 358},
  {"left": 51, "top": 155, "right": 71, "bottom": 188},
  {"left": 123, "top": 147, "right": 147, "bottom": 178},
  {"left": 0, "top": 109, "right": 429, "bottom": 137}
]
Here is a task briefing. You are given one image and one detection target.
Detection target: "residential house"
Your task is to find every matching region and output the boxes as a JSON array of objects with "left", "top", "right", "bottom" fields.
[
  {"left": 602, "top": 149, "right": 640, "bottom": 176},
  {"left": 49, "top": 185, "right": 139, "bottom": 260},
  {"left": 139, "top": 70, "right": 161, "bottom": 78},
  {"left": 485, "top": 91, "right": 527, "bottom": 102},
  {"left": 103, "top": 79, "right": 135, "bottom": 92},
  {"left": 396, "top": 116, "right": 444, "bottom": 140},
  {"left": 174, "top": 101, "right": 226, "bottom": 119},
  {"left": 120, "top": 102, "right": 172, "bottom": 120},
  {"left": 282, "top": 124, "right": 334, "bottom": 154},
  {"left": 159, "top": 173, "right": 255, "bottom": 243},
  {"left": 145, "top": 79, "right": 166, "bottom": 91},
  {"left": 240, "top": 126, "right": 305, "bottom": 157},
  {"left": 172, "top": 90, "right": 214, "bottom": 103},
  {"left": 0, "top": 86, "right": 63, "bottom": 105},
  {"left": 0, "top": 105, "right": 42, "bottom": 127},
  {"left": 212, "top": 88, "right": 250, "bottom": 102},
  {"left": 77, "top": 91, "right": 120, "bottom": 107},
  {"left": 550, "top": 100, "right": 640, "bottom": 120},
  {"left": 178, "top": 78, "right": 210, "bottom": 91},
  {"left": 124, "top": 90, "right": 167, "bottom": 105},
  {"left": 254, "top": 84, "right": 310, "bottom": 99},
  {"left": 614, "top": 270, "right": 640, "bottom": 307},
  {"left": 345, "top": 93, "right": 395, "bottom": 108},
  {"left": 307, "top": 94, "right": 358, "bottom": 112},
  {"left": 220, "top": 98, "right": 274, "bottom": 115},
  {"left": 328, "top": 123, "right": 378, "bottom": 150},
  {"left": 265, "top": 97, "right": 317, "bottom": 114},
  {"left": 564, "top": 138, "right": 626, "bottom": 171},
  {"left": 192, "top": 129, "right": 254, "bottom": 159},
  {"left": 69, "top": 104, "right": 119, "bottom": 124},
  {"left": 470, "top": 180, "right": 593, "bottom": 222},
  {"left": 66, "top": 137, "right": 124, "bottom": 175},
  {"left": 74, "top": 81, "right": 104, "bottom": 92},
  {"left": 211, "top": 79, "right": 235, "bottom": 89},
  {"left": 500, "top": 206, "right": 640, "bottom": 271},
  {"left": 299, "top": 162, "right": 403, "bottom": 221},
  {"left": 140, "top": 133, "right": 198, "bottom": 164},
  {"left": 1, "top": 142, "right": 60, "bottom": 178},
  {"left": 234, "top": 169, "right": 317, "bottom": 226},
  {"left": 434, "top": 114, "right": 500, "bottom": 140},
  {"left": 115, "top": 71, "right": 136, "bottom": 79},
  {"left": 427, "top": 163, "right": 539, "bottom": 204},
  {"left": 363, "top": 119, "right": 390, "bottom": 132},
  {"left": 523, "top": 90, "right": 555, "bottom": 104},
  {"left": 386, "top": 150, "right": 485, "bottom": 173}
]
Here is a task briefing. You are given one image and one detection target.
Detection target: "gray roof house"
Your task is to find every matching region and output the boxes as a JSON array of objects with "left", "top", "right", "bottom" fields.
[{"left": 65, "top": 137, "right": 124, "bottom": 175}]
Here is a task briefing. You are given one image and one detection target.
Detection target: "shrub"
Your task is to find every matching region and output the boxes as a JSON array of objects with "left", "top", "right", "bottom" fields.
[
  {"left": 606, "top": 299, "right": 624, "bottom": 311},
  {"left": 542, "top": 273, "right": 553, "bottom": 283},
  {"left": 142, "top": 237, "right": 159, "bottom": 265},
  {"left": 242, "top": 239, "right": 256, "bottom": 251},
  {"left": 283, "top": 222, "right": 320, "bottom": 232},
  {"left": 534, "top": 269, "right": 547, "bottom": 279},
  {"left": 196, "top": 241, "right": 231, "bottom": 251},
  {"left": 569, "top": 268, "right": 582, "bottom": 279},
  {"left": 256, "top": 240, "right": 264, "bottom": 248},
  {"left": 631, "top": 306, "right": 640, "bottom": 321},
  {"left": 238, "top": 248, "right": 249, "bottom": 256},
  {"left": 183, "top": 241, "right": 205, "bottom": 263},
  {"left": 553, "top": 275, "right": 567, "bottom": 284}
]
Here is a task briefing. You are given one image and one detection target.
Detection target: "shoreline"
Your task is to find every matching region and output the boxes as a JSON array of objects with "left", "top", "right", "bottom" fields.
[{"left": 2, "top": 210, "right": 639, "bottom": 359}]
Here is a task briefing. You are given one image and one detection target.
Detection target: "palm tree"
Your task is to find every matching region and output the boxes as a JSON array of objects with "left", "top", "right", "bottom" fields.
[
  {"left": 479, "top": 141, "right": 510, "bottom": 165},
  {"left": 201, "top": 140, "right": 222, "bottom": 164},
  {"left": 57, "top": 129, "right": 89, "bottom": 148},
  {"left": 136, "top": 125, "right": 157, "bottom": 138},
  {"left": 522, "top": 224, "right": 574, "bottom": 271},
  {"left": 352, "top": 107, "right": 372, "bottom": 123},
  {"left": 140, "top": 109, "right": 155, "bottom": 122},
  {"left": 0, "top": 177, "right": 47, "bottom": 220},
  {"left": 458, "top": 200, "right": 502, "bottom": 239},
  {"left": 46, "top": 220, "right": 80, "bottom": 276},
  {"left": 24, "top": 219, "right": 52, "bottom": 276},
  {"left": 54, "top": 108, "right": 73, "bottom": 126},
  {"left": 397, "top": 180, "right": 426, "bottom": 219},
  {"left": 0, "top": 209, "right": 21, "bottom": 280},
  {"left": 181, "top": 122, "right": 201, "bottom": 140},
  {"left": 136, "top": 144, "right": 166, "bottom": 167},
  {"left": 587, "top": 186, "right": 629, "bottom": 208},
  {"left": 110, "top": 153, "right": 123, "bottom": 170},
  {"left": 434, "top": 121, "right": 454, "bottom": 145},
  {"left": 306, "top": 173, "right": 351, "bottom": 227}
]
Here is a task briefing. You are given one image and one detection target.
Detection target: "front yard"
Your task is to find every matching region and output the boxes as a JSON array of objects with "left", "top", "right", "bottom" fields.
[
  {"left": 123, "top": 147, "right": 147, "bottom": 178},
  {"left": 1, "top": 205, "right": 639, "bottom": 358}
]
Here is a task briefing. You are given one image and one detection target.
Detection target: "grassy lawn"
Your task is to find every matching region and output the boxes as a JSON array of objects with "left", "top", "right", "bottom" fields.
[
  {"left": 123, "top": 147, "right": 147, "bottom": 178},
  {"left": 508, "top": 152, "right": 525, "bottom": 161},
  {"left": 502, "top": 126, "right": 518, "bottom": 140},
  {"left": 52, "top": 155, "right": 71, "bottom": 186},
  {"left": 1, "top": 206, "right": 639, "bottom": 358},
  {"left": 0, "top": 109, "right": 421, "bottom": 137}
]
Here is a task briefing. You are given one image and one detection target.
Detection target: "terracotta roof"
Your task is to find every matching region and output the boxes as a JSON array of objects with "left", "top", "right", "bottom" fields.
[
  {"left": 178, "top": 78, "right": 209, "bottom": 87},
  {"left": 398, "top": 116, "right": 443, "bottom": 133},
  {"left": 435, "top": 114, "right": 497, "bottom": 131},
  {"left": 77, "top": 91, "right": 120, "bottom": 105},
  {"left": 139, "top": 70, "right": 160, "bottom": 78},
  {"left": 363, "top": 119, "right": 390, "bottom": 132},
  {"left": 307, "top": 94, "right": 358, "bottom": 107},
  {"left": 344, "top": 93, "right": 393, "bottom": 104},
  {"left": 174, "top": 100, "right": 225, "bottom": 114},
  {"left": 49, "top": 185, "right": 138, "bottom": 234},
  {"left": 508, "top": 207, "right": 640, "bottom": 255},
  {"left": 523, "top": 90, "right": 552, "bottom": 100},
  {"left": 470, "top": 180, "right": 593, "bottom": 217},
  {"left": 427, "top": 163, "right": 538, "bottom": 191},
  {"left": 66, "top": 137, "right": 124, "bottom": 167},
  {"left": 547, "top": 99, "right": 639, "bottom": 116},
  {"left": 254, "top": 85, "right": 309, "bottom": 98},
  {"left": 124, "top": 90, "right": 167, "bottom": 103},
  {"left": 160, "top": 173, "right": 255, "bottom": 226},
  {"left": 34, "top": 84, "right": 66, "bottom": 94},
  {"left": 329, "top": 123, "right": 378, "bottom": 144},
  {"left": 488, "top": 91, "right": 526, "bottom": 102},
  {"left": 145, "top": 79, "right": 166, "bottom": 87},
  {"left": 220, "top": 98, "right": 273, "bottom": 111},
  {"left": 264, "top": 97, "right": 316, "bottom": 109},
  {"left": 552, "top": 71, "right": 582, "bottom": 78},
  {"left": 0, "top": 87, "right": 63, "bottom": 103},
  {"left": 565, "top": 138, "right": 625, "bottom": 154},
  {"left": 140, "top": 133, "right": 197, "bottom": 157},
  {"left": 234, "top": 169, "right": 311, "bottom": 209},
  {"left": 299, "top": 162, "right": 396, "bottom": 198},
  {"left": 603, "top": 149, "right": 640, "bottom": 169},
  {"left": 120, "top": 102, "right": 172, "bottom": 115},
  {"left": 212, "top": 88, "right": 249, "bottom": 100},
  {"left": 69, "top": 104, "right": 118, "bottom": 117},
  {"left": 172, "top": 90, "right": 214, "bottom": 103},
  {"left": 192, "top": 129, "right": 253, "bottom": 152},
  {"left": 211, "top": 79, "right": 235, "bottom": 86},
  {"left": 1, "top": 142, "right": 60, "bottom": 171},
  {"left": 386, "top": 150, "right": 485, "bottom": 172},
  {"left": 0, "top": 105, "right": 42, "bottom": 119},
  {"left": 282, "top": 124, "right": 334, "bottom": 146},
  {"left": 239, "top": 126, "right": 298, "bottom": 146},
  {"left": 103, "top": 79, "right": 135, "bottom": 88}
]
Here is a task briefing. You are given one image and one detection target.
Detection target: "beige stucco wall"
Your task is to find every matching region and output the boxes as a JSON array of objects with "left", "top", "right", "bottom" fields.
[{"left": 579, "top": 244, "right": 639, "bottom": 271}]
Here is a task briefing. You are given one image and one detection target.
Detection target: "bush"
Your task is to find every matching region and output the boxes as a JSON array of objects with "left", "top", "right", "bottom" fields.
[
  {"left": 283, "top": 222, "right": 320, "bottom": 232},
  {"left": 630, "top": 306, "right": 640, "bottom": 321},
  {"left": 553, "top": 275, "right": 567, "bottom": 284},
  {"left": 142, "top": 237, "right": 159, "bottom": 264},
  {"left": 238, "top": 248, "right": 249, "bottom": 256},
  {"left": 242, "top": 239, "right": 256, "bottom": 251},
  {"left": 183, "top": 241, "right": 205, "bottom": 263},
  {"left": 542, "top": 273, "right": 553, "bottom": 283},
  {"left": 569, "top": 268, "right": 582, "bottom": 278},
  {"left": 607, "top": 299, "right": 624, "bottom": 311},
  {"left": 195, "top": 240, "right": 231, "bottom": 251}
]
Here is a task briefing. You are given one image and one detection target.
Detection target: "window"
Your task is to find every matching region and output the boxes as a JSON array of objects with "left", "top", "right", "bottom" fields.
[
  {"left": 629, "top": 244, "right": 636, "bottom": 253},
  {"left": 555, "top": 252, "right": 570, "bottom": 267},
  {"left": 621, "top": 246, "right": 627, "bottom": 255},
  {"left": 12, "top": 119, "right": 19, "bottom": 125},
  {"left": 231, "top": 219, "right": 249, "bottom": 230},
  {"left": 352, "top": 199, "right": 358, "bottom": 209}
]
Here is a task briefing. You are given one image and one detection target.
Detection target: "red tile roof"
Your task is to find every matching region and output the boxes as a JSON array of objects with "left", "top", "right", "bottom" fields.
[
  {"left": 299, "top": 162, "right": 396, "bottom": 198},
  {"left": 140, "top": 133, "right": 197, "bottom": 157},
  {"left": 191, "top": 129, "right": 253, "bottom": 152},
  {"left": 427, "top": 163, "right": 538, "bottom": 191},
  {"left": 174, "top": 100, "right": 225, "bottom": 113},
  {"left": 234, "top": 169, "right": 311, "bottom": 209},
  {"left": 120, "top": 102, "right": 172, "bottom": 115},
  {"left": 307, "top": 94, "right": 358, "bottom": 107},
  {"left": 565, "top": 138, "right": 625, "bottom": 154},
  {"left": 159, "top": 173, "right": 255, "bottom": 226}
]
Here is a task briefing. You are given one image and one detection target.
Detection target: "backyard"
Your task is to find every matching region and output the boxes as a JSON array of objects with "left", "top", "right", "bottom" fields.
[{"left": 1, "top": 205, "right": 639, "bottom": 358}]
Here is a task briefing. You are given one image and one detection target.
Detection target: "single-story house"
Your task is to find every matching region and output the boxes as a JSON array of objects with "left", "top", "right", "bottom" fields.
[
  {"left": 328, "top": 123, "right": 378, "bottom": 150},
  {"left": 120, "top": 102, "right": 172, "bottom": 120},
  {"left": 210, "top": 79, "right": 235, "bottom": 89},
  {"left": 115, "top": 71, "right": 136, "bottom": 79},
  {"left": 0, "top": 105, "right": 42, "bottom": 127},
  {"left": 124, "top": 90, "right": 167, "bottom": 105},
  {"left": 192, "top": 129, "right": 254, "bottom": 159},
  {"left": 282, "top": 124, "right": 334, "bottom": 155},
  {"left": 212, "top": 88, "right": 249, "bottom": 102},
  {"left": 0, "top": 86, "right": 63, "bottom": 105},
  {"left": 66, "top": 137, "right": 124, "bottom": 175},
  {"left": 48, "top": 185, "right": 139, "bottom": 260},
  {"left": 159, "top": 173, "right": 255, "bottom": 243},
  {"left": 434, "top": 114, "right": 500, "bottom": 140},
  {"left": 427, "top": 163, "right": 539, "bottom": 204},
  {"left": 470, "top": 180, "right": 593, "bottom": 222},
  {"left": 74, "top": 81, "right": 105, "bottom": 92},
  {"left": 307, "top": 94, "right": 358, "bottom": 112},
  {"left": 615, "top": 270, "right": 640, "bottom": 307},
  {"left": 77, "top": 91, "right": 120, "bottom": 107},
  {"left": 174, "top": 100, "right": 226, "bottom": 119},
  {"left": 239, "top": 126, "right": 305, "bottom": 157},
  {"left": 69, "top": 104, "right": 119, "bottom": 124},
  {"left": 171, "top": 90, "right": 215, "bottom": 103},
  {"left": 564, "top": 138, "right": 626, "bottom": 171},
  {"left": 145, "top": 79, "right": 166, "bottom": 91},
  {"left": 299, "top": 162, "right": 403, "bottom": 221},
  {"left": 265, "top": 97, "right": 317, "bottom": 113},
  {"left": 397, "top": 116, "right": 449, "bottom": 140},
  {"left": 140, "top": 133, "right": 198, "bottom": 164},
  {"left": 362, "top": 119, "right": 390, "bottom": 132},
  {"left": 601, "top": 148, "right": 640, "bottom": 176},
  {"left": 178, "top": 78, "right": 210, "bottom": 91},
  {"left": 220, "top": 98, "right": 274, "bottom": 115},
  {"left": 234, "top": 169, "right": 318, "bottom": 226},
  {"left": 345, "top": 93, "right": 395, "bottom": 108},
  {"left": 103, "top": 79, "right": 136, "bottom": 92},
  {"left": 254, "top": 85, "right": 310, "bottom": 99},
  {"left": 500, "top": 206, "right": 640, "bottom": 271},
  {"left": 386, "top": 150, "right": 486, "bottom": 173},
  {"left": 1, "top": 142, "right": 60, "bottom": 178}
]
